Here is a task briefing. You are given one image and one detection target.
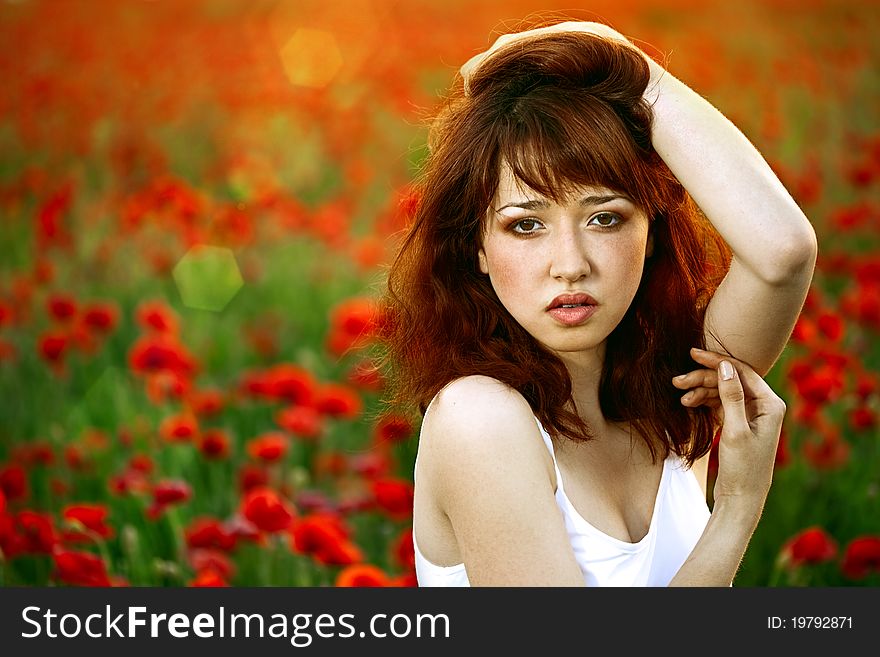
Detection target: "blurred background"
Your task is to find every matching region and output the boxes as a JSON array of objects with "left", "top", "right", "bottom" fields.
[{"left": 0, "top": 0, "right": 877, "bottom": 587}]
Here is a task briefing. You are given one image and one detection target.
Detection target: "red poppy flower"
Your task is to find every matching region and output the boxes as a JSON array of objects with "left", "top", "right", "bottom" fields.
[
  {"left": 127, "top": 333, "right": 197, "bottom": 377},
  {"left": 38, "top": 331, "right": 68, "bottom": 364},
  {"left": 0, "top": 489, "right": 5, "bottom": 515},
  {"left": 815, "top": 311, "right": 845, "bottom": 342},
  {"left": 36, "top": 183, "right": 74, "bottom": 250},
  {"left": 62, "top": 504, "right": 114, "bottom": 541},
  {"left": 327, "top": 297, "right": 383, "bottom": 356},
  {"left": 52, "top": 548, "right": 112, "bottom": 587},
  {"left": 185, "top": 517, "right": 237, "bottom": 551},
  {"left": 790, "top": 315, "right": 817, "bottom": 344},
  {"left": 264, "top": 364, "right": 317, "bottom": 405},
  {"left": 147, "top": 480, "right": 192, "bottom": 519},
  {"left": 238, "top": 463, "right": 269, "bottom": 493},
  {"left": 17, "top": 510, "right": 57, "bottom": 554},
  {"left": 46, "top": 293, "right": 77, "bottom": 323},
  {"left": 314, "top": 383, "right": 362, "bottom": 419},
  {"left": 0, "top": 463, "right": 29, "bottom": 502},
  {"left": 146, "top": 370, "right": 191, "bottom": 405},
  {"left": 849, "top": 405, "right": 876, "bottom": 432},
  {"left": 290, "top": 513, "right": 363, "bottom": 566},
  {"left": 780, "top": 526, "right": 838, "bottom": 567},
  {"left": 0, "top": 300, "right": 14, "bottom": 328},
  {"left": 373, "top": 414, "right": 413, "bottom": 444},
  {"left": 187, "top": 387, "right": 226, "bottom": 416},
  {"left": 336, "top": 564, "right": 390, "bottom": 587},
  {"left": 275, "top": 405, "right": 323, "bottom": 440},
  {"left": 82, "top": 301, "right": 120, "bottom": 333},
  {"left": 240, "top": 487, "right": 296, "bottom": 533},
  {"left": 129, "top": 454, "right": 154, "bottom": 474},
  {"left": 393, "top": 527, "right": 415, "bottom": 570},
  {"left": 390, "top": 571, "right": 419, "bottom": 587},
  {"left": 854, "top": 372, "right": 877, "bottom": 401},
  {"left": 135, "top": 299, "right": 179, "bottom": 334},
  {"left": 189, "top": 548, "right": 235, "bottom": 580},
  {"left": 840, "top": 536, "right": 880, "bottom": 580},
  {"left": 189, "top": 568, "right": 228, "bottom": 587},
  {"left": 246, "top": 432, "right": 289, "bottom": 463},
  {"left": 199, "top": 428, "right": 231, "bottom": 460},
  {"left": 371, "top": 478, "right": 414, "bottom": 519},
  {"left": 14, "top": 442, "right": 55, "bottom": 467},
  {"left": 159, "top": 412, "right": 199, "bottom": 443},
  {"left": 153, "top": 480, "right": 192, "bottom": 506}
]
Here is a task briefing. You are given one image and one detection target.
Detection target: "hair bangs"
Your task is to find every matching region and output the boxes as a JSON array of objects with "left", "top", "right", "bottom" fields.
[{"left": 497, "top": 87, "right": 658, "bottom": 214}]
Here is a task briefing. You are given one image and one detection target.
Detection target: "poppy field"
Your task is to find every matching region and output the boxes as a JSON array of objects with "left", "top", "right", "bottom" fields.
[{"left": 0, "top": 0, "right": 878, "bottom": 587}]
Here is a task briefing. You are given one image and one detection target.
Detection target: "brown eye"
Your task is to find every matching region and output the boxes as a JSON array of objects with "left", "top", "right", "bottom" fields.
[
  {"left": 511, "top": 218, "right": 543, "bottom": 234},
  {"left": 589, "top": 212, "right": 622, "bottom": 228}
]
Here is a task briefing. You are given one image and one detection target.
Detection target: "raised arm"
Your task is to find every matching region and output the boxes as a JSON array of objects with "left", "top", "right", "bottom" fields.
[
  {"left": 641, "top": 40, "right": 817, "bottom": 376},
  {"left": 461, "top": 20, "right": 818, "bottom": 377}
]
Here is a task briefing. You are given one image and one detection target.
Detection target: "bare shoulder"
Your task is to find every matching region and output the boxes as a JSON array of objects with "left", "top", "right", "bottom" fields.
[
  {"left": 418, "top": 375, "right": 554, "bottom": 505},
  {"left": 415, "top": 375, "right": 582, "bottom": 585}
]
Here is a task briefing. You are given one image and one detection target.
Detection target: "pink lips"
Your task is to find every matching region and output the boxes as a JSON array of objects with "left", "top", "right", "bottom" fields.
[{"left": 546, "top": 292, "right": 598, "bottom": 326}]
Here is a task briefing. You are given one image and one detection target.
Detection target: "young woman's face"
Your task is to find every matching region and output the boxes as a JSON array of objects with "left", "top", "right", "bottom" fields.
[{"left": 478, "top": 163, "right": 653, "bottom": 356}]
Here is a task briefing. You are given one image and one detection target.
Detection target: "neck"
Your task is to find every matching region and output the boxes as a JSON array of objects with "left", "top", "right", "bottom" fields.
[{"left": 553, "top": 343, "right": 617, "bottom": 437}]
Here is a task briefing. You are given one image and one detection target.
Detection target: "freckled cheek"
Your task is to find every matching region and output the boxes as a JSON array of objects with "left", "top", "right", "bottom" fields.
[{"left": 482, "top": 245, "right": 537, "bottom": 303}]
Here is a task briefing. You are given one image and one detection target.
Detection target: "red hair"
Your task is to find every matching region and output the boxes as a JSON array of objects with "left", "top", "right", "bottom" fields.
[{"left": 379, "top": 29, "right": 731, "bottom": 465}]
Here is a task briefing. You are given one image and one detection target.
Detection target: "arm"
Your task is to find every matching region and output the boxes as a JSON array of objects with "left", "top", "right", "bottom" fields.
[
  {"left": 461, "top": 21, "right": 818, "bottom": 377},
  {"left": 669, "top": 349, "right": 785, "bottom": 586},
  {"left": 418, "top": 376, "right": 585, "bottom": 586},
  {"left": 644, "top": 57, "right": 818, "bottom": 376}
]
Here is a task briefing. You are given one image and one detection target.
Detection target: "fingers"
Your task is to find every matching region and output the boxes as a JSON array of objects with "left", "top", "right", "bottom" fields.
[
  {"left": 715, "top": 359, "right": 750, "bottom": 431},
  {"left": 687, "top": 347, "right": 775, "bottom": 402},
  {"left": 672, "top": 364, "right": 719, "bottom": 408},
  {"left": 679, "top": 386, "right": 720, "bottom": 407}
]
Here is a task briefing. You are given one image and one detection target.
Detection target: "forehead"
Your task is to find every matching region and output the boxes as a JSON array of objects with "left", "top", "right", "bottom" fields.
[{"left": 492, "top": 161, "right": 620, "bottom": 207}]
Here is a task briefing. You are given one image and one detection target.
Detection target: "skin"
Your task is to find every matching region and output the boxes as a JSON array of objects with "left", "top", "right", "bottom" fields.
[
  {"left": 413, "top": 19, "right": 814, "bottom": 586},
  {"left": 478, "top": 163, "right": 654, "bottom": 435}
]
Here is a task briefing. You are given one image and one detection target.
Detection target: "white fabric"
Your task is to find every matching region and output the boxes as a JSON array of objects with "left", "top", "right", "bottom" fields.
[{"left": 414, "top": 416, "right": 711, "bottom": 587}]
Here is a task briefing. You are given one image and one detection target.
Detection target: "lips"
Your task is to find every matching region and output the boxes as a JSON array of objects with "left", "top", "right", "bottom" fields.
[
  {"left": 546, "top": 292, "right": 598, "bottom": 311},
  {"left": 545, "top": 293, "right": 598, "bottom": 327}
]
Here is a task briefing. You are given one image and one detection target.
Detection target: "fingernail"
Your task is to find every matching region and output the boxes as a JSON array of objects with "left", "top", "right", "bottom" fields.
[
  {"left": 691, "top": 347, "right": 705, "bottom": 353},
  {"left": 673, "top": 375, "right": 685, "bottom": 381},
  {"left": 720, "top": 361, "right": 734, "bottom": 380}
]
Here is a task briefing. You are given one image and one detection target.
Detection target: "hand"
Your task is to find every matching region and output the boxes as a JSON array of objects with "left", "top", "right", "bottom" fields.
[
  {"left": 684, "top": 348, "right": 786, "bottom": 505},
  {"left": 459, "top": 20, "right": 649, "bottom": 94},
  {"left": 672, "top": 348, "right": 724, "bottom": 418}
]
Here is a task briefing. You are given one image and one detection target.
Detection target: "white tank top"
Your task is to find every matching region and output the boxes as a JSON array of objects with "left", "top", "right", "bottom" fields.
[{"left": 414, "top": 416, "right": 711, "bottom": 586}]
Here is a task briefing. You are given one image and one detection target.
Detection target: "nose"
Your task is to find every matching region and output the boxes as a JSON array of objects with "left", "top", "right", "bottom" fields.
[{"left": 549, "top": 225, "right": 591, "bottom": 282}]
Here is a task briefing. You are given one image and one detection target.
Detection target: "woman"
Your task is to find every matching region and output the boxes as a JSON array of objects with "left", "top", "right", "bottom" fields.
[{"left": 380, "top": 20, "right": 817, "bottom": 586}]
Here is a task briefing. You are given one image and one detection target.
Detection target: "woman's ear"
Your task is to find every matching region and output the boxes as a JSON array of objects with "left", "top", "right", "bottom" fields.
[
  {"left": 478, "top": 248, "right": 489, "bottom": 274},
  {"left": 646, "top": 229, "right": 654, "bottom": 258}
]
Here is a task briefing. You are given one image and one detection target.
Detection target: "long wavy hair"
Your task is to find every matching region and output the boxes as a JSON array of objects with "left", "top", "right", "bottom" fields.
[{"left": 378, "top": 29, "right": 731, "bottom": 465}]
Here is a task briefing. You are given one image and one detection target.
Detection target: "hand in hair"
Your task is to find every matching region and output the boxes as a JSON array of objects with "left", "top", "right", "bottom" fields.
[{"left": 459, "top": 20, "right": 653, "bottom": 94}]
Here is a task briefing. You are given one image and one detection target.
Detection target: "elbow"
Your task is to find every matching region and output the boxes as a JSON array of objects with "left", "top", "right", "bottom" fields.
[{"left": 763, "top": 222, "right": 819, "bottom": 286}]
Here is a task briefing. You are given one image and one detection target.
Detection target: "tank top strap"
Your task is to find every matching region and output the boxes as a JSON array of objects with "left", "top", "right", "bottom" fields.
[{"left": 533, "top": 416, "right": 566, "bottom": 495}]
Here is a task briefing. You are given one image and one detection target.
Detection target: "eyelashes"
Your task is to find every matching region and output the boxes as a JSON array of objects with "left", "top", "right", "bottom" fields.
[{"left": 506, "top": 212, "right": 624, "bottom": 236}]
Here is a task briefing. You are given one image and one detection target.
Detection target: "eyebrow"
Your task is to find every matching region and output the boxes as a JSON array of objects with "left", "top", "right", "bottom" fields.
[{"left": 495, "top": 194, "right": 631, "bottom": 212}]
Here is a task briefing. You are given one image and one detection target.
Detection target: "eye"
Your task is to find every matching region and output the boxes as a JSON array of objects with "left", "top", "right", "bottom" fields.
[
  {"left": 510, "top": 218, "right": 544, "bottom": 234},
  {"left": 588, "top": 212, "right": 622, "bottom": 228}
]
